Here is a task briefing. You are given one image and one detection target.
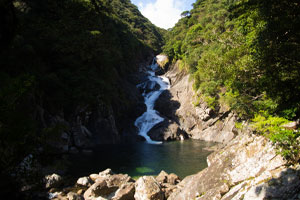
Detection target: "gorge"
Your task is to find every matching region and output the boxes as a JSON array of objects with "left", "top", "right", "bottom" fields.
[{"left": 1, "top": 0, "right": 300, "bottom": 199}]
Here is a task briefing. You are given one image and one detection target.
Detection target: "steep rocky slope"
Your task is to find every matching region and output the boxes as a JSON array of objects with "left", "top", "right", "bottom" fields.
[
  {"left": 152, "top": 60, "right": 236, "bottom": 144},
  {"left": 152, "top": 59, "right": 300, "bottom": 200}
]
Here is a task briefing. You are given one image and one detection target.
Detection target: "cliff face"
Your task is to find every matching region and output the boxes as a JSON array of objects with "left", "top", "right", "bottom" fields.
[
  {"left": 154, "top": 60, "right": 300, "bottom": 200},
  {"left": 153, "top": 61, "right": 236, "bottom": 144},
  {"left": 38, "top": 64, "right": 149, "bottom": 153}
]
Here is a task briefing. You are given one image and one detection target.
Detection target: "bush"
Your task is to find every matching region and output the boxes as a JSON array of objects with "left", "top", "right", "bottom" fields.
[{"left": 252, "top": 114, "right": 300, "bottom": 163}]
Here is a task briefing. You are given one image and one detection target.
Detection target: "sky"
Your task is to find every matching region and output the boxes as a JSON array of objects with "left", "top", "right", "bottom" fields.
[{"left": 131, "top": 0, "right": 195, "bottom": 29}]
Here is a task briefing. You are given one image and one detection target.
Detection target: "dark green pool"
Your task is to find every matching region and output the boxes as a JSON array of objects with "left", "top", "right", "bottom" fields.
[{"left": 67, "top": 140, "right": 215, "bottom": 179}]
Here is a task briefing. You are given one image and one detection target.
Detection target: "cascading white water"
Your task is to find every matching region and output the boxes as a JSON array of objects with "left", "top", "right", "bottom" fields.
[{"left": 134, "top": 59, "right": 170, "bottom": 144}]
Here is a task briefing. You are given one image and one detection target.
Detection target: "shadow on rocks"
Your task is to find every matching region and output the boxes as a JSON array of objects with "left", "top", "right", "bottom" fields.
[
  {"left": 148, "top": 90, "right": 188, "bottom": 141},
  {"left": 252, "top": 167, "right": 300, "bottom": 199}
]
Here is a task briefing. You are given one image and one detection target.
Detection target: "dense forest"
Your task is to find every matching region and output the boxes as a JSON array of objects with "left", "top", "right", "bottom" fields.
[
  {"left": 0, "top": 0, "right": 164, "bottom": 197},
  {"left": 163, "top": 0, "right": 300, "bottom": 161},
  {"left": 1, "top": 0, "right": 300, "bottom": 198}
]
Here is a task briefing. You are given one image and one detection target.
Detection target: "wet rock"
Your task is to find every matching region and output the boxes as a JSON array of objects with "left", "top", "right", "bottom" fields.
[
  {"left": 134, "top": 176, "right": 164, "bottom": 200},
  {"left": 112, "top": 182, "right": 135, "bottom": 200},
  {"left": 44, "top": 174, "right": 62, "bottom": 189},
  {"left": 137, "top": 135, "right": 146, "bottom": 142},
  {"left": 154, "top": 90, "right": 179, "bottom": 121},
  {"left": 138, "top": 80, "right": 161, "bottom": 94},
  {"left": 148, "top": 120, "right": 188, "bottom": 141}
]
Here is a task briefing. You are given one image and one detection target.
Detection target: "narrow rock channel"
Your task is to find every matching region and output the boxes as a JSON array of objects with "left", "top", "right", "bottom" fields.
[{"left": 134, "top": 58, "right": 170, "bottom": 144}]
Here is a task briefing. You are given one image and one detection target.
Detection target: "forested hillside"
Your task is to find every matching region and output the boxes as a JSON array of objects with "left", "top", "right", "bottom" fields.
[
  {"left": 163, "top": 0, "right": 300, "bottom": 161},
  {"left": 0, "top": 0, "right": 164, "bottom": 191}
]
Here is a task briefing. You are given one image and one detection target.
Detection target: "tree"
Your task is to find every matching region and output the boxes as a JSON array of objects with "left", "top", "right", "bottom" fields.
[{"left": 181, "top": 10, "right": 190, "bottom": 18}]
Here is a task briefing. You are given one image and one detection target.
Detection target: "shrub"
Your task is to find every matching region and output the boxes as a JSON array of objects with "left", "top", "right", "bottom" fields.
[{"left": 252, "top": 114, "right": 300, "bottom": 163}]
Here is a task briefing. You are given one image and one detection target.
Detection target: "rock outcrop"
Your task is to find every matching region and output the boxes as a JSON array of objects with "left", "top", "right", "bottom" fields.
[
  {"left": 153, "top": 60, "right": 237, "bottom": 144},
  {"left": 167, "top": 130, "right": 300, "bottom": 200}
]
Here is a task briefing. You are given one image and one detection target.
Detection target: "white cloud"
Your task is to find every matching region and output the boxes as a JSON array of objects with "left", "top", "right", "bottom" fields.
[{"left": 139, "top": 0, "right": 184, "bottom": 29}]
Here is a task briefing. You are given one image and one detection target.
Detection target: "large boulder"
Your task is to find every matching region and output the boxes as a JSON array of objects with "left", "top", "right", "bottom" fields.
[
  {"left": 84, "top": 179, "right": 117, "bottom": 200},
  {"left": 89, "top": 174, "right": 100, "bottom": 182},
  {"left": 148, "top": 120, "right": 188, "bottom": 141},
  {"left": 112, "top": 182, "right": 135, "bottom": 200},
  {"left": 134, "top": 176, "right": 164, "bottom": 200},
  {"left": 154, "top": 90, "right": 180, "bottom": 121},
  {"left": 84, "top": 172, "right": 134, "bottom": 200},
  {"left": 156, "top": 170, "right": 168, "bottom": 184},
  {"left": 105, "top": 174, "right": 134, "bottom": 188},
  {"left": 167, "top": 173, "right": 180, "bottom": 185},
  {"left": 137, "top": 80, "right": 161, "bottom": 94},
  {"left": 156, "top": 171, "right": 180, "bottom": 185},
  {"left": 76, "top": 176, "right": 91, "bottom": 187}
]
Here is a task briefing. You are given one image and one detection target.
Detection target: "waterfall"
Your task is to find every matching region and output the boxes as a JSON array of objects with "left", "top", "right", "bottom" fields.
[{"left": 134, "top": 58, "right": 170, "bottom": 144}]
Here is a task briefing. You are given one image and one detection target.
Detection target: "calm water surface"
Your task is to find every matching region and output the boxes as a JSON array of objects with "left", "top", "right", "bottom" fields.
[{"left": 67, "top": 140, "right": 215, "bottom": 179}]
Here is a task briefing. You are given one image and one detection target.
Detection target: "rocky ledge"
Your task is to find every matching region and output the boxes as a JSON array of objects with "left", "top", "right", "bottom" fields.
[
  {"left": 46, "top": 169, "right": 180, "bottom": 200},
  {"left": 168, "top": 130, "right": 300, "bottom": 200}
]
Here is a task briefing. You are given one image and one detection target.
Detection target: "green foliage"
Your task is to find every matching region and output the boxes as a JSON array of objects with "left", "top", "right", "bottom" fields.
[
  {"left": 204, "top": 95, "right": 217, "bottom": 110},
  {"left": 252, "top": 114, "right": 300, "bottom": 163},
  {"left": 163, "top": 0, "right": 300, "bottom": 120},
  {"left": 0, "top": 0, "right": 164, "bottom": 178},
  {"left": 163, "top": 0, "right": 300, "bottom": 163}
]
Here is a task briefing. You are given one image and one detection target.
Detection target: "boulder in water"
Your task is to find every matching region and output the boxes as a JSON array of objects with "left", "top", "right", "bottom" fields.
[
  {"left": 148, "top": 120, "right": 188, "bottom": 141},
  {"left": 137, "top": 80, "right": 161, "bottom": 94}
]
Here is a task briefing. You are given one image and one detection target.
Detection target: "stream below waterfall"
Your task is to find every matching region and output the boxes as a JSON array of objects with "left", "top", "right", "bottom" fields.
[{"left": 66, "top": 58, "right": 215, "bottom": 179}]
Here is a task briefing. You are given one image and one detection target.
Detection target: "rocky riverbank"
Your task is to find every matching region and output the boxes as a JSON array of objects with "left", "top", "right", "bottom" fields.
[
  {"left": 46, "top": 169, "right": 181, "bottom": 200},
  {"left": 45, "top": 132, "right": 300, "bottom": 200}
]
